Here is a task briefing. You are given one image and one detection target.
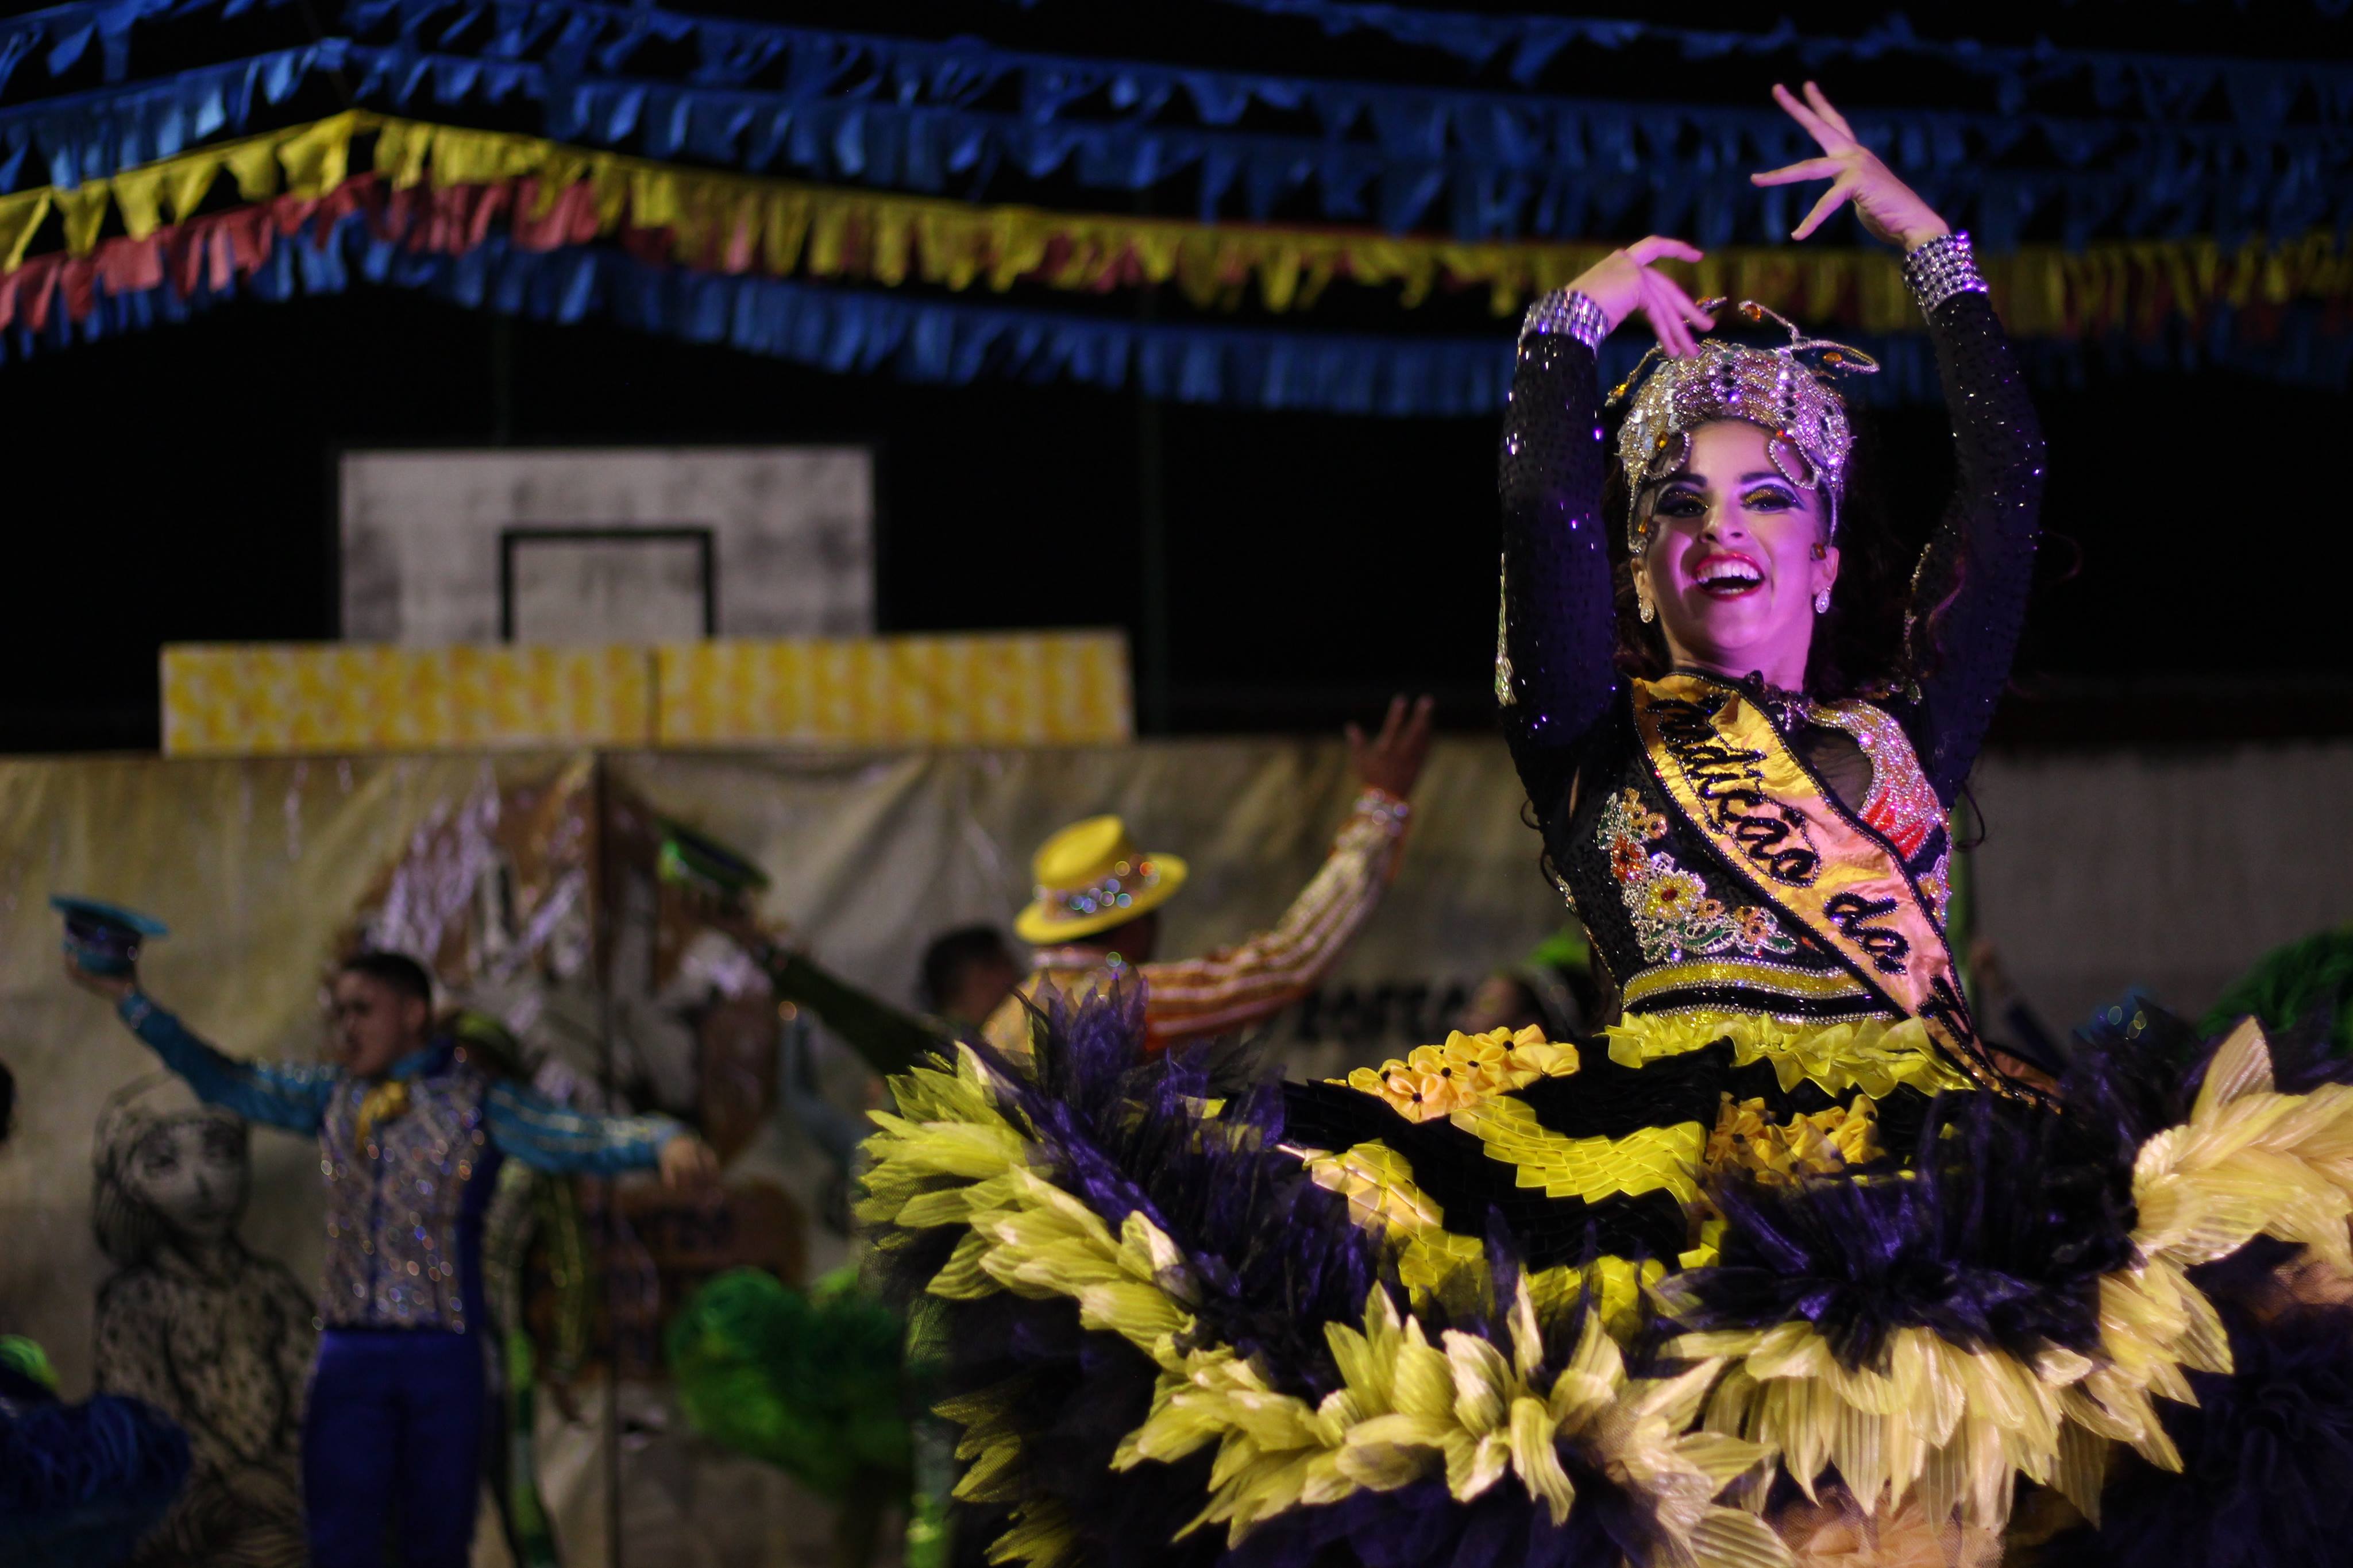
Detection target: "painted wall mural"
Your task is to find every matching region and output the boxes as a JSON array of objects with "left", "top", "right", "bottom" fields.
[{"left": 91, "top": 1079, "right": 313, "bottom": 1567}]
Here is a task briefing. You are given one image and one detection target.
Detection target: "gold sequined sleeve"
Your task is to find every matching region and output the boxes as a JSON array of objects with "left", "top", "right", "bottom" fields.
[{"left": 1139, "top": 787, "right": 1411, "bottom": 1048}]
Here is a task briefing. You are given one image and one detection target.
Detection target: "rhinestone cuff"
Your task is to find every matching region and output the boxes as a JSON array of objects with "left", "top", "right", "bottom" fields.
[
  {"left": 1518, "top": 288, "right": 1610, "bottom": 350},
  {"left": 1355, "top": 786, "right": 1413, "bottom": 829},
  {"left": 1902, "top": 231, "right": 1988, "bottom": 314}
]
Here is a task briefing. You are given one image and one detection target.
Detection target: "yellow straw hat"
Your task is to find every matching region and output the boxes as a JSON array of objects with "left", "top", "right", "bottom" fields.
[{"left": 1013, "top": 816, "right": 1189, "bottom": 945}]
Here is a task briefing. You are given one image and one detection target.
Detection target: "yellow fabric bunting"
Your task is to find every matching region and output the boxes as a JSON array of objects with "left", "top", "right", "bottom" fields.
[{"left": 7, "top": 110, "right": 2352, "bottom": 335}]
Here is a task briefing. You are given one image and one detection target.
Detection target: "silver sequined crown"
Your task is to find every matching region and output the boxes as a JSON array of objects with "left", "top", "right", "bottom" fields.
[{"left": 1610, "top": 301, "right": 1878, "bottom": 554}]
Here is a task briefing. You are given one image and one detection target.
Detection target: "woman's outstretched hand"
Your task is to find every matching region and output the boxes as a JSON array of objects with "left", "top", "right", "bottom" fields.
[
  {"left": 1564, "top": 237, "right": 1716, "bottom": 358},
  {"left": 1752, "top": 82, "right": 1950, "bottom": 253}
]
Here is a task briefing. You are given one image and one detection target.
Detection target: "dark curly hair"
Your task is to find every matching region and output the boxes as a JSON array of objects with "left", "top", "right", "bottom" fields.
[{"left": 1602, "top": 407, "right": 1917, "bottom": 702}]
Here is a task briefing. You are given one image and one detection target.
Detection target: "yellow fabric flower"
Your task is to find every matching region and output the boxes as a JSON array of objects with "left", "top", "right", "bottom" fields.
[
  {"left": 1343, "top": 1047, "right": 1464, "bottom": 1122},
  {"left": 1341, "top": 1028, "right": 1581, "bottom": 1122}
]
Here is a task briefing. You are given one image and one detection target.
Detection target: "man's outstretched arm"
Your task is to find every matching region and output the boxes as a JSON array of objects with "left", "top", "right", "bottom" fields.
[
  {"left": 1141, "top": 696, "right": 1433, "bottom": 1048},
  {"left": 74, "top": 960, "right": 340, "bottom": 1136},
  {"left": 486, "top": 1082, "right": 719, "bottom": 1187}
]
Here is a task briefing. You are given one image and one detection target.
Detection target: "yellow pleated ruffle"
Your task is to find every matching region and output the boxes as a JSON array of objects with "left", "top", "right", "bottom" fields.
[
  {"left": 1606, "top": 1010, "right": 1980, "bottom": 1102},
  {"left": 1298, "top": 1138, "right": 1669, "bottom": 1335}
]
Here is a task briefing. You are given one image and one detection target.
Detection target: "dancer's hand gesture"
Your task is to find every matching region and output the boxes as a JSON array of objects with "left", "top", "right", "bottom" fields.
[
  {"left": 1563, "top": 237, "right": 1715, "bottom": 357},
  {"left": 1752, "top": 82, "right": 1950, "bottom": 252},
  {"left": 1349, "top": 694, "right": 1437, "bottom": 800}
]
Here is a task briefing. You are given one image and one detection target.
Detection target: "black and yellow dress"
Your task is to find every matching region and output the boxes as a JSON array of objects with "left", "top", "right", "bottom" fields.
[
  {"left": 857, "top": 269, "right": 2353, "bottom": 1568},
  {"left": 1263, "top": 260, "right": 2054, "bottom": 1358}
]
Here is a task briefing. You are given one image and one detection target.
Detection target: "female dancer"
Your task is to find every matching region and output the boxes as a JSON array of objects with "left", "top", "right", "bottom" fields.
[{"left": 858, "top": 84, "right": 2353, "bottom": 1568}]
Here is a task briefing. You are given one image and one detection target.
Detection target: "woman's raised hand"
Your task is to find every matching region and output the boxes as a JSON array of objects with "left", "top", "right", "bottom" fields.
[
  {"left": 1565, "top": 236, "right": 1715, "bottom": 358},
  {"left": 1752, "top": 82, "right": 1950, "bottom": 252}
]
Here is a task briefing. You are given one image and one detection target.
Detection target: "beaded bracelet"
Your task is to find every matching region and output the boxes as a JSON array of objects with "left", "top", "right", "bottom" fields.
[
  {"left": 1517, "top": 288, "right": 1610, "bottom": 350},
  {"left": 1902, "top": 231, "right": 1988, "bottom": 314}
]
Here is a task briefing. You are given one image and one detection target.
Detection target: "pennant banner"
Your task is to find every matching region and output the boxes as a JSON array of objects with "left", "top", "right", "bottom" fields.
[
  {"left": 0, "top": 0, "right": 298, "bottom": 98},
  {"left": 2, "top": 16, "right": 2346, "bottom": 251},
  {"left": 336, "top": 6, "right": 2353, "bottom": 249},
  {"left": 0, "top": 38, "right": 346, "bottom": 194},
  {"left": 8, "top": 109, "right": 2350, "bottom": 347},
  {"left": 11, "top": 182, "right": 2352, "bottom": 414}
]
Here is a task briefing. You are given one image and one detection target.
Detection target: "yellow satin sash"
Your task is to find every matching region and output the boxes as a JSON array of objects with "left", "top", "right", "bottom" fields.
[{"left": 1629, "top": 673, "right": 2039, "bottom": 1103}]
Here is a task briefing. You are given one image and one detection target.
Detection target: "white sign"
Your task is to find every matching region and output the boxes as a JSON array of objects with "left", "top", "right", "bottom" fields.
[{"left": 340, "top": 446, "right": 874, "bottom": 644}]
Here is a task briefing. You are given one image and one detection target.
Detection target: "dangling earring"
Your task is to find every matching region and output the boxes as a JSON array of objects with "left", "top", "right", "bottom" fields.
[
  {"left": 1637, "top": 585, "right": 1656, "bottom": 624},
  {"left": 1813, "top": 588, "right": 1831, "bottom": 615}
]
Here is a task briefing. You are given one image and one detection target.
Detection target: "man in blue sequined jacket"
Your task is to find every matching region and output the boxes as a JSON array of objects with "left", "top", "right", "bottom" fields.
[{"left": 72, "top": 948, "right": 719, "bottom": 1568}]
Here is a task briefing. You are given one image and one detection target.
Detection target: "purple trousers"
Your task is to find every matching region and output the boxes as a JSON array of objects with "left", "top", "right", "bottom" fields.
[{"left": 303, "top": 1328, "right": 487, "bottom": 1568}]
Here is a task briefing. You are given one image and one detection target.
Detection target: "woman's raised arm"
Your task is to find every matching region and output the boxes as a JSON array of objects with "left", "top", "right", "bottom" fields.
[
  {"left": 1752, "top": 81, "right": 2043, "bottom": 803},
  {"left": 1499, "top": 238, "right": 1712, "bottom": 816},
  {"left": 1896, "top": 283, "right": 2045, "bottom": 804}
]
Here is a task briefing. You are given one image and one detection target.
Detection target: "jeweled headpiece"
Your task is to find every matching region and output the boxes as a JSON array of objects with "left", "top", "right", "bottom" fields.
[{"left": 1609, "top": 300, "right": 1878, "bottom": 557}]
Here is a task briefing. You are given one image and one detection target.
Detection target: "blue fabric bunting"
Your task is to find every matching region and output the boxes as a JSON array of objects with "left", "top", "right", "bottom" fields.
[
  {"left": 0, "top": 38, "right": 348, "bottom": 191},
  {"left": 13, "top": 215, "right": 2350, "bottom": 407},
  {"left": 0, "top": 0, "right": 296, "bottom": 98},
  {"left": 333, "top": 17, "right": 2353, "bottom": 248},
  {"left": 1, "top": 2, "right": 2344, "bottom": 247},
  {"left": 353, "top": 0, "right": 2353, "bottom": 135}
]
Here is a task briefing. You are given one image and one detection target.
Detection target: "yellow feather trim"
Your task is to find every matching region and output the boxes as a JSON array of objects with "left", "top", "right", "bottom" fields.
[
  {"left": 860, "top": 1046, "right": 1785, "bottom": 1562},
  {"left": 1662, "top": 1020, "right": 2353, "bottom": 1535}
]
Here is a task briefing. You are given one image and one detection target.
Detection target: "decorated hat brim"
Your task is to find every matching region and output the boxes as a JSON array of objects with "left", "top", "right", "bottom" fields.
[
  {"left": 1014, "top": 853, "right": 1187, "bottom": 946},
  {"left": 50, "top": 896, "right": 168, "bottom": 937}
]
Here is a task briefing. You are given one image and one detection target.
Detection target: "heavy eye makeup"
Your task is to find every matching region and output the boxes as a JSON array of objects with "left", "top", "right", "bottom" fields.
[{"left": 1650, "top": 480, "right": 1710, "bottom": 519}]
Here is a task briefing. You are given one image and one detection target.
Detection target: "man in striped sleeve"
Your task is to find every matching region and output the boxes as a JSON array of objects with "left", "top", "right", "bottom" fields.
[{"left": 985, "top": 695, "right": 1434, "bottom": 1058}]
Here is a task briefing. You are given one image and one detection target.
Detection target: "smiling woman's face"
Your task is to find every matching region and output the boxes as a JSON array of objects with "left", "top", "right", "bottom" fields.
[{"left": 1636, "top": 419, "right": 1839, "bottom": 690}]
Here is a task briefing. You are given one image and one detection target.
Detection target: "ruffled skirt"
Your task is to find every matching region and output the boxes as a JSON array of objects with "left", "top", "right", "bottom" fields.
[{"left": 857, "top": 992, "right": 2353, "bottom": 1568}]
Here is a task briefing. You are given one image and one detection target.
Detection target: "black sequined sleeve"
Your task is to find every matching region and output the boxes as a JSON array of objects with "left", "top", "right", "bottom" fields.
[
  {"left": 1497, "top": 331, "right": 1619, "bottom": 817},
  {"left": 1900, "top": 291, "right": 2046, "bottom": 805}
]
